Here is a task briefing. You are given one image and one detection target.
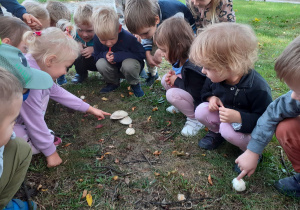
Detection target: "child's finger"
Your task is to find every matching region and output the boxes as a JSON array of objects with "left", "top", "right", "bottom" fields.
[
  {"left": 237, "top": 170, "right": 248, "bottom": 180},
  {"left": 102, "top": 111, "right": 111, "bottom": 116}
]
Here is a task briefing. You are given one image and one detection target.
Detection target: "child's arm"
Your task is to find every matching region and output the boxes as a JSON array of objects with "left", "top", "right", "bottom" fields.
[
  {"left": 236, "top": 91, "right": 300, "bottom": 179},
  {"left": 46, "top": 151, "right": 62, "bottom": 168}
]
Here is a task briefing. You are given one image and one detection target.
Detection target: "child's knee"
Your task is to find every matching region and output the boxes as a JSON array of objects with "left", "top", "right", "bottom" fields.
[
  {"left": 166, "top": 88, "right": 179, "bottom": 104},
  {"left": 195, "top": 102, "right": 209, "bottom": 121},
  {"left": 121, "top": 59, "right": 140, "bottom": 73},
  {"left": 96, "top": 58, "right": 108, "bottom": 72}
]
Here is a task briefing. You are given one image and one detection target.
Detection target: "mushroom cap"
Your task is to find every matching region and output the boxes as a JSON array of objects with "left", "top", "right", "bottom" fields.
[
  {"left": 120, "top": 116, "right": 132, "bottom": 125},
  {"left": 110, "top": 110, "right": 128, "bottom": 119},
  {"left": 126, "top": 127, "right": 135, "bottom": 135},
  {"left": 232, "top": 178, "right": 246, "bottom": 192}
]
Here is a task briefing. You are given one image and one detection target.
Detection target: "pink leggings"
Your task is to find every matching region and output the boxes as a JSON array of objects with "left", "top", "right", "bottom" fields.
[{"left": 195, "top": 102, "right": 251, "bottom": 151}]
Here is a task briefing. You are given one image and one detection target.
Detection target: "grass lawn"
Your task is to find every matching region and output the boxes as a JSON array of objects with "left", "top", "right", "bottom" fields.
[{"left": 17, "top": 0, "right": 300, "bottom": 209}]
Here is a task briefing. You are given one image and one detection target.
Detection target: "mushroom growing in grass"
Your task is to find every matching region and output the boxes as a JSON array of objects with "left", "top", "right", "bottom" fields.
[
  {"left": 232, "top": 178, "right": 246, "bottom": 192},
  {"left": 110, "top": 110, "right": 128, "bottom": 119}
]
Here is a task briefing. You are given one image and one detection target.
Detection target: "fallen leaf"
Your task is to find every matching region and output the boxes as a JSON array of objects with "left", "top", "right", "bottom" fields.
[
  {"left": 132, "top": 106, "right": 136, "bottom": 111},
  {"left": 208, "top": 174, "right": 213, "bottom": 186},
  {"left": 101, "top": 97, "right": 108, "bottom": 101},
  {"left": 37, "top": 184, "right": 42, "bottom": 190},
  {"left": 202, "top": 154, "right": 206, "bottom": 157},
  {"left": 95, "top": 124, "right": 104, "bottom": 129},
  {"left": 113, "top": 176, "right": 119, "bottom": 181},
  {"left": 166, "top": 121, "right": 171, "bottom": 126},
  {"left": 125, "top": 177, "right": 130, "bottom": 185},
  {"left": 63, "top": 143, "right": 72, "bottom": 148},
  {"left": 96, "top": 156, "right": 104, "bottom": 161},
  {"left": 108, "top": 145, "right": 115, "bottom": 149},
  {"left": 98, "top": 139, "right": 104, "bottom": 143},
  {"left": 204, "top": 127, "right": 209, "bottom": 132},
  {"left": 104, "top": 152, "right": 112, "bottom": 155},
  {"left": 129, "top": 92, "right": 134, "bottom": 96},
  {"left": 120, "top": 94, "right": 125, "bottom": 98},
  {"left": 127, "top": 86, "right": 131, "bottom": 91},
  {"left": 152, "top": 107, "right": 158, "bottom": 111},
  {"left": 153, "top": 150, "right": 161, "bottom": 156},
  {"left": 115, "top": 158, "right": 119, "bottom": 164},
  {"left": 86, "top": 193, "right": 92, "bottom": 207},
  {"left": 79, "top": 179, "right": 83, "bottom": 182},
  {"left": 147, "top": 116, "right": 152, "bottom": 122},
  {"left": 154, "top": 172, "right": 160, "bottom": 176},
  {"left": 82, "top": 189, "right": 88, "bottom": 198},
  {"left": 172, "top": 151, "right": 185, "bottom": 156},
  {"left": 41, "top": 189, "right": 48, "bottom": 192}
]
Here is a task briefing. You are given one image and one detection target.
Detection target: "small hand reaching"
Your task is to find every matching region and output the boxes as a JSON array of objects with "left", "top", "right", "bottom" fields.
[
  {"left": 87, "top": 106, "right": 111, "bottom": 120},
  {"left": 235, "top": 149, "right": 260, "bottom": 180}
]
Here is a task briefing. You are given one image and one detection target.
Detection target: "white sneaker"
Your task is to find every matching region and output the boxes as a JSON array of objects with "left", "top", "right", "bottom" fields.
[
  {"left": 166, "top": 105, "right": 180, "bottom": 114},
  {"left": 181, "top": 118, "right": 205, "bottom": 137}
]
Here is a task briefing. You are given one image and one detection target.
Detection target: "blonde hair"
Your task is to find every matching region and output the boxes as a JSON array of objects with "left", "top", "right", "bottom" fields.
[
  {"left": 190, "top": 22, "right": 257, "bottom": 76},
  {"left": 155, "top": 17, "right": 194, "bottom": 64},
  {"left": 23, "top": 27, "right": 79, "bottom": 65},
  {"left": 92, "top": 7, "right": 119, "bottom": 40},
  {"left": 0, "top": 16, "right": 31, "bottom": 47},
  {"left": 275, "top": 35, "right": 300, "bottom": 83},
  {"left": 124, "top": 0, "right": 159, "bottom": 34},
  {"left": 46, "top": 0, "right": 71, "bottom": 26},
  {"left": 22, "top": 1, "right": 50, "bottom": 21},
  {"left": 74, "top": 4, "right": 93, "bottom": 26},
  {"left": 0, "top": 67, "right": 22, "bottom": 122}
]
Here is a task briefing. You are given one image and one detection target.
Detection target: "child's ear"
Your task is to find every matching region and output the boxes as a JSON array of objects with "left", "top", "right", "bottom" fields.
[
  {"left": 2, "top": 38, "right": 11, "bottom": 45},
  {"left": 155, "top": 15, "right": 160, "bottom": 25},
  {"left": 45, "top": 55, "right": 57, "bottom": 67}
]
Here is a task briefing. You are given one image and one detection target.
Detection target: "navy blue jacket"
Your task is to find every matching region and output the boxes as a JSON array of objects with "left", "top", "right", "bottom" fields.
[
  {"left": 93, "top": 29, "right": 146, "bottom": 70},
  {"left": 142, "top": 0, "right": 196, "bottom": 51},
  {"left": 0, "top": 0, "right": 27, "bottom": 19},
  {"left": 201, "top": 70, "right": 272, "bottom": 134},
  {"left": 173, "top": 61, "right": 206, "bottom": 108}
]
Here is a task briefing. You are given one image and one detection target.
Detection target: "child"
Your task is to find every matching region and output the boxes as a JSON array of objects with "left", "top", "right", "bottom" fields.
[
  {"left": 14, "top": 27, "right": 111, "bottom": 168},
  {"left": 0, "top": 16, "right": 31, "bottom": 53},
  {"left": 71, "top": 3, "right": 98, "bottom": 84},
  {"left": 186, "top": 0, "right": 235, "bottom": 31},
  {"left": 190, "top": 23, "right": 272, "bottom": 152},
  {"left": 155, "top": 16, "right": 206, "bottom": 137},
  {"left": 22, "top": 0, "right": 50, "bottom": 31},
  {"left": 124, "top": 0, "right": 196, "bottom": 86},
  {"left": 0, "top": 43, "right": 53, "bottom": 209},
  {"left": 93, "top": 7, "right": 146, "bottom": 97},
  {"left": 46, "top": 0, "right": 71, "bottom": 85},
  {"left": 236, "top": 36, "right": 300, "bottom": 197}
]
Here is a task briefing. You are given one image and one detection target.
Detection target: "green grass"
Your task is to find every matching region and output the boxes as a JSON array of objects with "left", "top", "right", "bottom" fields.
[{"left": 18, "top": 0, "right": 300, "bottom": 209}]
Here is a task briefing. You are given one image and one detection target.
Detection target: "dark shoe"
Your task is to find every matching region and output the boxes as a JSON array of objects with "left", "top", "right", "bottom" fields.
[
  {"left": 234, "top": 154, "right": 263, "bottom": 174},
  {"left": 131, "top": 83, "right": 144, "bottom": 97},
  {"left": 72, "top": 73, "right": 87, "bottom": 84},
  {"left": 198, "top": 131, "right": 225, "bottom": 150},
  {"left": 140, "top": 69, "right": 149, "bottom": 79},
  {"left": 57, "top": 75, "right": 67, "bottom": 85},
  {"left": 274, "top": 173, "right": 300, "bottom": 197},
  {"left": 100, "top": 83, "right": 120, "bottom": 93},
  {"left": 145, "top": 72, "right": 159, "bottom": 86},
  {"left": 4, "top": 199, "right": 37, "bottom": 210}
]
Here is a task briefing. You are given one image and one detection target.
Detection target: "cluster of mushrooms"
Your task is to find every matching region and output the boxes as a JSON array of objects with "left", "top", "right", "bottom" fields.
[{"left": 110, "top": 110, "right": 135, "bottom": 135}]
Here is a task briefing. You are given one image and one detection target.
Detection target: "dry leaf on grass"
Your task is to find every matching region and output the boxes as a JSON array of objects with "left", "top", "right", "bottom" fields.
[
  {"left": 153, "top": 151, "right": 161, "bottom": 156},
  {"left": 101, "top": 97, "right": 108, "bottom": 101},
  {"left": 172, "top": 151, "right": 185, "bottom": 156},
  {"left": 82, "top": 189, "right": 88, "bottom": 199},
  {"left": 154, "top": 172, "right": 160, "bottom": 176},
  {"left": 104, "top": 152, "right": 112, "bottom": 155},
  {"left": 113, "top": 176, "right": 119, "bottom": 181},
  {"left": 96, "top": 156, "right": 104, "bottom": 161},
  {"left": 125, "top": 177, "right": 130, "bottom": 185},
  {"left": 166, "top": 121, "right": 171, "bottom": 126},
  {"left": 95, "top": 124, "right": 104, "bottom": 129},
  {"left": 132, "top": 106, "right": 136, "bottom": 111},
  {"left": 127, "top": 86, "right": 131, "bottom": 91},
  {"left": 86, "top": 193, "right": 92, "bottom": 207},
  {"left": 208, "top": 174, "right": 213, "bottom": 186},
  {"left": 98, "top": 139, "right": 104, "bottom": 143},
  {"left": 147, "top": 116, "right": 152, "bottom": 122},
  {"left": 152, "top": 107, "right": 158, "bottom": 111},
  {"left": 62, "top": 143, "right": 71, "bottom": 148},
  {"left": 120, "top": 94, "right": 125, "bottom": 98},
  {"left": 129, "top": 92, "right": 134, "bottom": 96}
]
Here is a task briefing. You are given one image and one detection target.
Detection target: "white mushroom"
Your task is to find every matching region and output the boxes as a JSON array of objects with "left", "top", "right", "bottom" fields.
[
  {"left": 120, "top": 116, "right": 132, "bottom": 125},
  {"left": 177, "top": 194, "right": 186, "bottom": 201},
  {"left": 126, "top": 127, "right": 135, "bottom": 135},
  {"left": 80, "top": 95, "right": 85, "bottom": 100},
  {"left": 232, "top": 178, "right": 246, "bottom": 192},
  {"left": 110, "top": 110, "right": 128, "bottom": 119}
]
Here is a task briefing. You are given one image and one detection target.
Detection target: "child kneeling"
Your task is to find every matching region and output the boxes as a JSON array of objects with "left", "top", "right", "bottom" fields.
[{"left": 93, "top": 7, "right": 146, "bottom": 97}]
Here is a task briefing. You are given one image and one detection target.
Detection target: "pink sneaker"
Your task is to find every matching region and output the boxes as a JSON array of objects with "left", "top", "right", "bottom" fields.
[{"left": 54, "top": 136, "right": 62, "bottom": 146}]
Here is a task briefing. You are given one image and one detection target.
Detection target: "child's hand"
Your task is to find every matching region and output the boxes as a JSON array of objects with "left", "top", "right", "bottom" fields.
[
  {"left": 219, "top": 107, "right": 242, "bottom": 123},
  {"left": 153, "top": 49, "right": 163, "bottom": 66},
  {"left": 22, "top": 13, "right": 42, "bottom": 30},
  {"left": 46, "top": 151, "right": 62, "bottom": 168},
  {"left": 207, "top": 96, "right": 223, "bottom": 111},
  {"left": 167, "top": 75, "right": 177, "bottom": 86},
  {"left": 87, "top": 106, "right": 111, "bottom": 120},
  {"left": 81, "top": 46, "right": 94, "bottom": 58},
  {"left": 134, "top": 34, "right": 142, "bottom": 43},
  {"left": 235, "top": 149, "right": 260, "bottom": 180},
  {"left": 106, "top": 51, "right": 115, "bottom": 64},
  {"left": 146, "top": 51, "right": 160, "bottom": 67}
]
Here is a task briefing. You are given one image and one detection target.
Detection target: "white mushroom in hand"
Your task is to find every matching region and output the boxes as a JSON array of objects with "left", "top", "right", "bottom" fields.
[{"left": 232, "top": 178, "right": 246, "bottom": 192}]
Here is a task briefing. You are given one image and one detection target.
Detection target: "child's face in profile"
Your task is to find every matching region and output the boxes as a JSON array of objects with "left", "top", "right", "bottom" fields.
[
  {"left": 17, "top": 40, "right": 28, "bottom": 54},
  {"left": 156, "top": 43, "right": 169, "bottom": 62},
  {"left": 0, "top": 97, "right": 22, "bottom": 147},
  {"left": 191, "top": 0, "right": 211, "bottom": 8},
  {"left": 202, "top": 67, "right": 228, "bottom": 83},
  {"left": 76, "top": 23, "right": 95, "bottom": 43},
  {"left": 44, "top": 57, "right": 75, "bottom": 81},
  {"left": 99, "top": 34, "right": 118, "bottom": 48},
  {"left": 136, "top": 26, "right": 157, "bottom": 39},
  {"left": 286, "top": 80, "right": 300, "bottom": 102}
]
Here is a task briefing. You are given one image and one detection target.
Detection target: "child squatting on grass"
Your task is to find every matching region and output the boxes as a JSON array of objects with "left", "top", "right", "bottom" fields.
[
  {"left": 124, "top": 0, "right": 196, "bottom": 86},
  {"left": 93, "top": 7, "right": 146, "bottom": 97},
  {"left": 190, "top": 23, "right": 272, "bottom": 166},
  {"left": 236, "top": 35, "right": 300, "bottom": 198},
  {"left": 186, "top": 0, "right": 235, "bottom": 31},
  {"left": 155, "top": 16, "right": 206, "bottom": 137},
  {"left": 13, "top": 27, "right": 111, "bottom": 168},
  {"left": 0, "top": 42, "right": 54, "bottom": 209}
]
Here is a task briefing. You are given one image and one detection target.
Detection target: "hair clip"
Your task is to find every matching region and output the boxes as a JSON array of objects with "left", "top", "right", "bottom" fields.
[
  {"left": 65, "top": 27, "right": 73, "bottom": 39},
  {"left": 34, "top": 31, "right": 42, "bottom": 36}
]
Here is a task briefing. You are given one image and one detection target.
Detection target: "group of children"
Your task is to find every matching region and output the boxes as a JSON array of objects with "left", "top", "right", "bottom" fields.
[{"left": 0, "top": 0, "right": 299, "bottom": 208}]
